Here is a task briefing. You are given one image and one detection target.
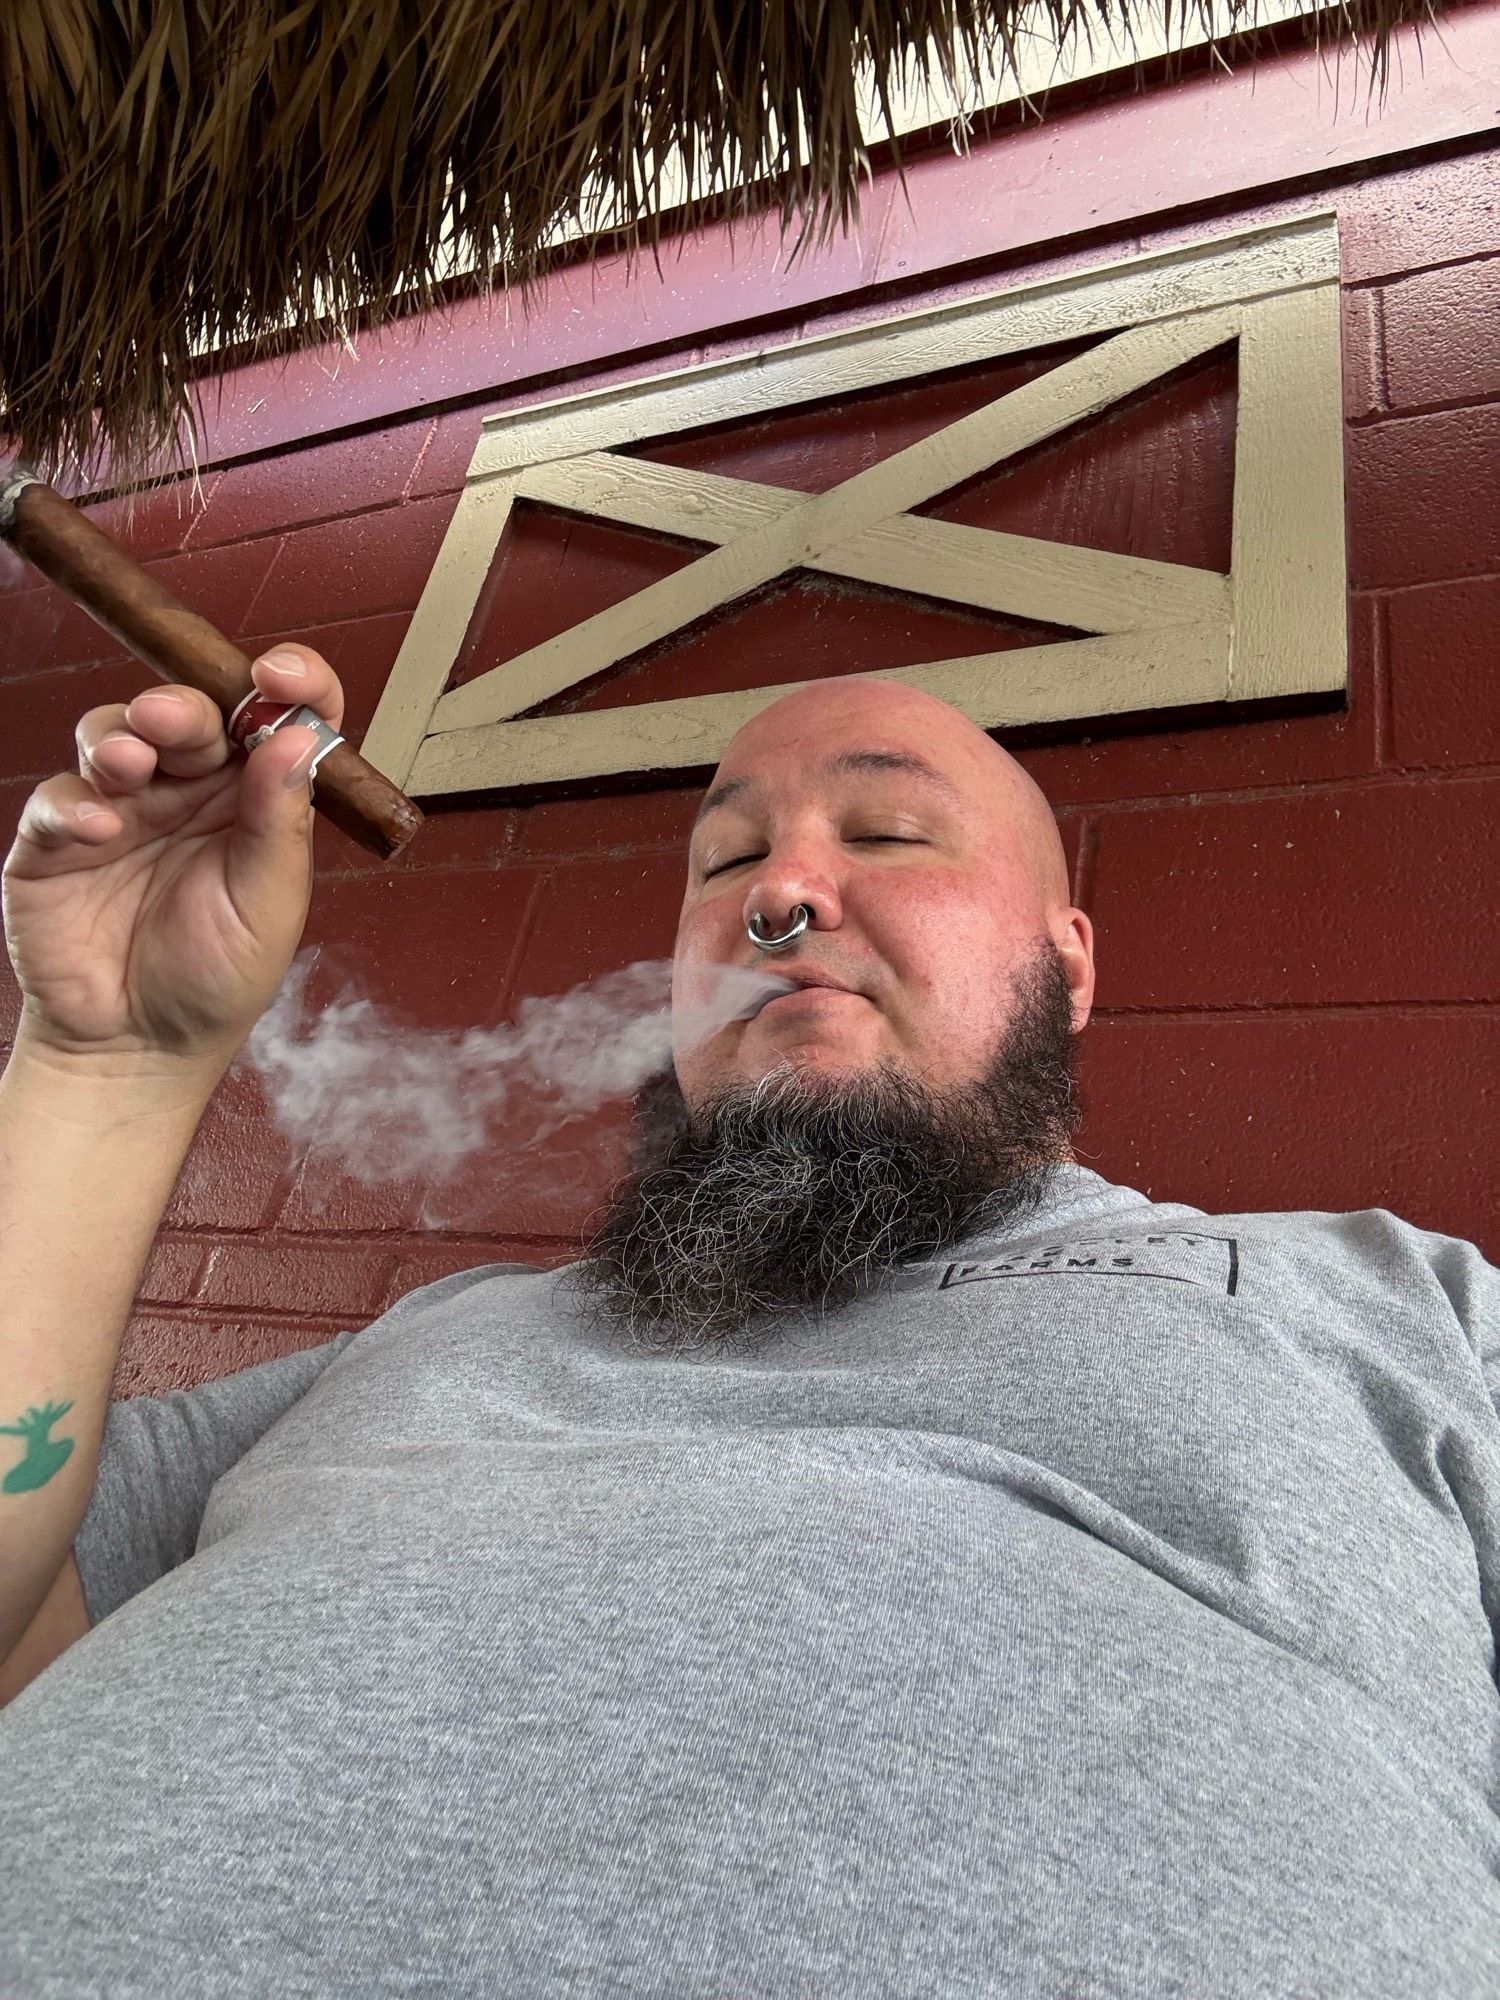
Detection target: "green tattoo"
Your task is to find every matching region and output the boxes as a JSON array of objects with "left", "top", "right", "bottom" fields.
[{"left": 0, "top": 1401, "right": 76, "bottom": 1494}]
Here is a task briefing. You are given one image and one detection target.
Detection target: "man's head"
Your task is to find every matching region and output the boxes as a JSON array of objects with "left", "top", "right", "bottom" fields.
[
  {"left": 670, "top": 675, "right": 1093, "bottom": 1101},
  {"left": 570, "top": 677, "right": 1096, "bottom": 1352}
]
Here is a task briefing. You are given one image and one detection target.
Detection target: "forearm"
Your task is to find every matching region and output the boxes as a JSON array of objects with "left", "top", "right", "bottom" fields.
[{"left": 0, "top": 1031, "right": 222, "bottom": 1664}]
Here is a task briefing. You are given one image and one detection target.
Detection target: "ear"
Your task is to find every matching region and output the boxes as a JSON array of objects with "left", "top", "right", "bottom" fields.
[{"left": 1055, "top": 908, "right": 1096, "bottom": 1034}]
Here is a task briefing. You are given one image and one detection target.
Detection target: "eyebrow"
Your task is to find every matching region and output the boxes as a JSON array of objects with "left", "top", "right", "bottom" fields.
[
  {"left": 692, "top": 748, "right": 963, "bottom": 832},
  {"left": 692, "top": 752, "right": 964, "bottom": 836}
]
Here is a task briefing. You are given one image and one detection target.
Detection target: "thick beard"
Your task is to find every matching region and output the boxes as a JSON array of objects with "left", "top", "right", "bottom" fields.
[{"left": 565, "top": 938, "right": 1083, "bottom": 1356}]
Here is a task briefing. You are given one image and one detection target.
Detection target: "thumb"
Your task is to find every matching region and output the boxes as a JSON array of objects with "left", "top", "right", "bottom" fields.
[{"left": 223, "top": 724, "right": 319, "bottom": 915}]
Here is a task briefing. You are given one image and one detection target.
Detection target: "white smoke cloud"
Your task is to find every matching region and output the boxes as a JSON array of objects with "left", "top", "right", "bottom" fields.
[{"left": 233, "top": 948, "right": 793, "bottom": 1202}]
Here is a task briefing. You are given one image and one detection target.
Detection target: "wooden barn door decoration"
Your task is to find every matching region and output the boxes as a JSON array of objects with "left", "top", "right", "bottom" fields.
[{"left": 360, "top": 212, "right": 1346, "bottom": 797}]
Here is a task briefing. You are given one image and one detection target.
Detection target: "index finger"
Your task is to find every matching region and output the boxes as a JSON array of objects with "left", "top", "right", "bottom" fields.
[{"left": 118, "top": 644, "right": 346, "bottom": 777}]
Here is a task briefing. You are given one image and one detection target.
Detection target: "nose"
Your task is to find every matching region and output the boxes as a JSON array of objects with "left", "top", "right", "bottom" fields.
[
  {"left": 741, "top": 846, "right": 843, "bottom": 945},
  {"left": 748, "top": 906, "right": 811, "bottom": 951}
]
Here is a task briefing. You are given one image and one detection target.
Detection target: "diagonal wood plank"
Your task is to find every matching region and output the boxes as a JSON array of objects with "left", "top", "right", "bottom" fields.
[{"left": 517, "top": 452, "right": 1228, "bottom": 635}]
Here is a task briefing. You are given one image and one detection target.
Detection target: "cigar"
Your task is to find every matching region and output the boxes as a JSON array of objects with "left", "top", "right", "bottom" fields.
[{"left": 0, "top": 466, "right": 423, "bottom": 861}]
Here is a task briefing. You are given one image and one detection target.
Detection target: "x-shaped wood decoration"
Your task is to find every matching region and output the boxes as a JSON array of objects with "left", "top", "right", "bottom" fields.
[{"left": 360, "top": 212, "right": 1345, "bottom": 799}]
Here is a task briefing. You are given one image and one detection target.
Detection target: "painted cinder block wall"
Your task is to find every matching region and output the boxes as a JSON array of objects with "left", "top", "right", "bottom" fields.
[{"left": 0, "top": 42, "right": 1496, "bottom": 1396}]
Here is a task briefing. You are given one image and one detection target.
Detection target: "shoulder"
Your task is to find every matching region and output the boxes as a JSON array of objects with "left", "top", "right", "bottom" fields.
[
  {"left": 337, "top": 1259, "right": 556, "bottom": 1351},
  {"left": 380, "top": 1258, "right": 550, "bottom": 1321},
  {"left": 1126, "top": 1186, "right": 1498, "bottom": 1339}
]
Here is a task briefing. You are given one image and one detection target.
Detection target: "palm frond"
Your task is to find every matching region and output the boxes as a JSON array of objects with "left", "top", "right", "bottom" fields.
[{"left": 0, "top": 0, "right": 1437, "bottom": 482}]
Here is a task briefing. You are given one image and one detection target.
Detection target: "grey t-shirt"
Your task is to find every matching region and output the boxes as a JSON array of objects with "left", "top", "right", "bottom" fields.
[{"left": 4, "top": 1164, "right": 1500, "bottom": 1998}]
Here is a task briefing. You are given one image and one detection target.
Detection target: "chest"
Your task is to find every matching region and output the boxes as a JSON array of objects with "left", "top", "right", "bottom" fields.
[{"left": 208, "top": 1225, "right": 1499, "bottom": 1763}]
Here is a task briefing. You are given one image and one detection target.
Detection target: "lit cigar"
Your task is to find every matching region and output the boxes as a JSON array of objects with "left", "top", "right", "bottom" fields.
[{"left": 0, "top": 466, "right": 424, "bottom": 861}]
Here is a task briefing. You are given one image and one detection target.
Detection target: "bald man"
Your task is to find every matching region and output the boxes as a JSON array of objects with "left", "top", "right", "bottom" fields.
[
  {"left": 4, "top": 662, "right": 1499, "bottom": 2000},
  {"left": 577, "top": 675, "right": 1092, "bottom": 1346}
]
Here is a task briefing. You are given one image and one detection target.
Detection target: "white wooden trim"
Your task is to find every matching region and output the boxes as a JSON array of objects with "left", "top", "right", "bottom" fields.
[
  {"left": 355, "top": 212, "right": 1347, "bottom": 800},
  {"left": 437, "top": 303, "right": 1239, "bottom": 733},
  {"left": 407, "top": 625, "right": 1229, "bottom": 794},
  {"left": 1228, "top": 284, "right": 1347, "bottom": 700},
  {"left": 467, "top": 214, "right": 1333, "bottom": 479},
  {"left": 517, "top": 453, "right": 1229, "bottom": 634}
]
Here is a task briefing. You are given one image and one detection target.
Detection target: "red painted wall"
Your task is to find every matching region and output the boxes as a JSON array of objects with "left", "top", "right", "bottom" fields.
[{"left": 1, "top": 51, "right": 1496, "bottom": 1395}]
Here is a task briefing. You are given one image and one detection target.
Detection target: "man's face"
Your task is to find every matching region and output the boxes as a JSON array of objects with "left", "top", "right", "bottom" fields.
[
  {"left": 671, "top": 679, "right": 1095, "bottom": 1105},
  {"left": 569, "top": 682, "right": 1097, "bottom": 1351}
]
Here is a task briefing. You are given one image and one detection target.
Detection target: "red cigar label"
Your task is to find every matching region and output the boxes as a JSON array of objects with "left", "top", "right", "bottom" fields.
[{"left": 226, "top": 691, "right": 345, "bottom": 776}]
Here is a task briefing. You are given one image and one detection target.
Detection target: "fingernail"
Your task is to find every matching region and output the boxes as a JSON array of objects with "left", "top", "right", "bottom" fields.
[
  {"left": 283, "top": 741, "right": 317, "bottom": 790},
  {"left": 75, "top": 802, "right": 104, "bottom": 820},
  {"left": 255, "top": 647, "right": 307, "bottom": 677},
  {"left": 131, "top": 690, "right": 187, "bottom": 713}
]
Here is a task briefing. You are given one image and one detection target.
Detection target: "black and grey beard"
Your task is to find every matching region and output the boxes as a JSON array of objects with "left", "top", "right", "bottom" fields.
[{"left": 566, "top": 939, "right": 1083, "bottom": 1356}]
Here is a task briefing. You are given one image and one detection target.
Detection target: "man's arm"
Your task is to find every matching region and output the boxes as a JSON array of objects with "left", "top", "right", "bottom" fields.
[
  {"left": 0, "top": 1032, "right": 222, "bottom": 1680},
  {"left": 0, "top": 1548, "right": 86, "bottom": 1705}
]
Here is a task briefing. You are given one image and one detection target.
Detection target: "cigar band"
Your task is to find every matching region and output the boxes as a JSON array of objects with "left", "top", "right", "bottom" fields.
[{"left": 227, "top": 692, "right": 344, "bottom": 786}]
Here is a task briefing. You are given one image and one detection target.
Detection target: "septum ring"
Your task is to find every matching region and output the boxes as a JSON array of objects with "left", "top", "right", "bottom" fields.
[{"left": 747, "top": 905, "right": 811, "bottom": 952}]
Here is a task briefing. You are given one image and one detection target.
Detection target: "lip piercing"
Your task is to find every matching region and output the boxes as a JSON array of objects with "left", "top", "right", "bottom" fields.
[{"left": 747, "top": 905, "right": 811, "bottom": 952}]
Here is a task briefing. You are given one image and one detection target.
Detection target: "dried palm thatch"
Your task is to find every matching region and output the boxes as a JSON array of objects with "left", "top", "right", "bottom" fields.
[{"left": 1, "top": 0, "right": 1437, "bottom": 482}]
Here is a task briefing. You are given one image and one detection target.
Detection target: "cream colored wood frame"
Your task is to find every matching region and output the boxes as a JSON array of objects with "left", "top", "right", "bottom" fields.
[{"left": 361, "top": 211, "right": 1345, "bottom": 798}]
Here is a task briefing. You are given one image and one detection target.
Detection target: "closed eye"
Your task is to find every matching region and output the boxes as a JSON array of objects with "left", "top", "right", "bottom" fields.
[{"left": 703, "top": 836, "right": 924, "bottom": 879}]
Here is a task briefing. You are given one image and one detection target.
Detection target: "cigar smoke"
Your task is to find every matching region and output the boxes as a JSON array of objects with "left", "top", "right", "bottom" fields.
[{"left": 233, "top": 948, "right": 793, "bottom": 1222}]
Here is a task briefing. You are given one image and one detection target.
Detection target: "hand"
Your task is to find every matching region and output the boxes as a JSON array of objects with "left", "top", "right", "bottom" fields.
[{"left": 2, "top": 644, "right": 342, "bottom": 1075}]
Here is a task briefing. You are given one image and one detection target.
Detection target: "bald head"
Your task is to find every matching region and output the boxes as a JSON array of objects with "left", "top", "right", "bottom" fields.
[{"left": 711, "top": 677, "right": 1070, "bottom": 910}]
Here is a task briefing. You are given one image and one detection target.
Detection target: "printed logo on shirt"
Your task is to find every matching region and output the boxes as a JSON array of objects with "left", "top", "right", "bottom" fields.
[{"left": 938, "top": 1232, "right": 1240, "bottom": 1297}]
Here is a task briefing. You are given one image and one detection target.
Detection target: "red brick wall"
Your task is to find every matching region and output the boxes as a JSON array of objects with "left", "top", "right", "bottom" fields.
[{"left": 1, "top": 134, "right": 1496, "bottom": 1394}]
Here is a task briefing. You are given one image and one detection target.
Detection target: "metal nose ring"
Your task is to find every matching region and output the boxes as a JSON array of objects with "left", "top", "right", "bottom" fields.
[{"left": 747, "top": 905, "right": 811, "bottom": 952}]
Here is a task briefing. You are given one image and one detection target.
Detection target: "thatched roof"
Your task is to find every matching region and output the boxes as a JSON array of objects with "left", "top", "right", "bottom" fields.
[{"left": 1, "top": 0, "right": 1435, "bottom": 483}]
